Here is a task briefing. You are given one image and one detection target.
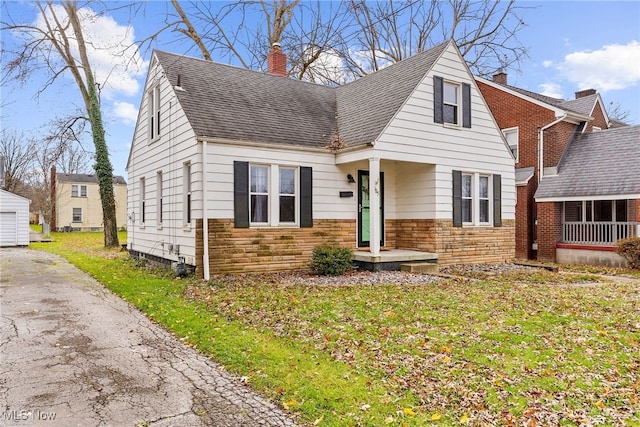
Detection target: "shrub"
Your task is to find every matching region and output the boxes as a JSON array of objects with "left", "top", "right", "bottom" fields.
[
  {"left": 615, "top": 237, "right": 640, "bottom": 269},
  {"left": 310, "top": 245, "right": 354, "bottom": 276}
]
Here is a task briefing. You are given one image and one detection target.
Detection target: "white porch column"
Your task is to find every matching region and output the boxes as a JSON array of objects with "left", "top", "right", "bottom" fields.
[{"left": 369, "top": 157, "right": 381, "bottom": 256}]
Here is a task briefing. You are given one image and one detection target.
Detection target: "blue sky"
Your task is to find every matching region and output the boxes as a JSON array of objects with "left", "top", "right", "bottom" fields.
[{"left": 1, "top": 1, "right": 639, "bottom": 179}]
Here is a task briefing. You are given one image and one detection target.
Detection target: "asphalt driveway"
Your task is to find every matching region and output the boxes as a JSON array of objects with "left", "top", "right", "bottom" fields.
[{"left": 0, "top": 247, "right": 297, "bottom": 427}]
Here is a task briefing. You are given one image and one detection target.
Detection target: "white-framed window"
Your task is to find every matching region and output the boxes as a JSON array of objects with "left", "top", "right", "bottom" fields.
[
  {"left": 140, "top": 177, "right": 146, "bottom": 224},
  {"left": 157, "top": 171, "right": 163, "bottom": 227},
  {"left": 443, "top": 81, "right": 460, "bottom": 125},
  {"left": 183, "top": 162, "right": 192, "bottom": 225},
  {"left": 148, "top": 85, "right": 161, "bottom": 140},
  {"left": 250, "top": 165, "right": 269, "bottom": 224},
  {"left": 72, "top": 207, "right": 82, "bottom": 223},
  {"left": 459, "top": 172, "right": 492, "bottom": 226},
  {"left": 502, "top": 127, "right": 519, "bottom": 162},
  {"left": 248, "top": 164, "right": 298, "bottom": 226},
  {"left": 279, "top": 167, "right": 296, "bottom": 223},
  {"left": 71, "top": 184, "right": 87, "bottom": 198}
]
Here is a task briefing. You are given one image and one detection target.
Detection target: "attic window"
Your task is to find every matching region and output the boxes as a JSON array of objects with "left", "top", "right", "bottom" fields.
[
  {"left": 433, "top": 76, "right": 471, "bottom": 128},
  {"left": 148, "top": 85, "right": 161, "bottom": 140}
]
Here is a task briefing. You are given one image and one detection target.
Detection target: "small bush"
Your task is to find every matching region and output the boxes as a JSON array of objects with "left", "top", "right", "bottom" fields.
[
  {"left": 310, "top": 246, "right": 354, "bottom": 276},
  {"left": 616, "top": 237, "right": 640, "bottom": 269}
]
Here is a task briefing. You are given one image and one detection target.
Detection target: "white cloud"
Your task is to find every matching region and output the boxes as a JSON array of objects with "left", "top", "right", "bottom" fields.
[
  {"left": 542, "top": 60, "right": 554, "bottom": 68},
  {"left": 111, "top": 101, "right": 139, "bottom": 126},
  {"left": 538, "top": 82, "right": 563, "bottom": 98},
  {"left": 34, "top": 4, "right": 148, "bottom": 100},
  {"left": 557, "top": 41, "right": 640, "bottom": 92}
]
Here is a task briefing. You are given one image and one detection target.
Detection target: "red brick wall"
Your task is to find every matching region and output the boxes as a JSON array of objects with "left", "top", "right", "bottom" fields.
[
  {"left": 585, "top": 100, "right": 609, "bottom": 130},
  {"left": 537, "top": 202, "right": 563, "bottom": 262},
  {"left": 477, "top": 81, "right": 557, "bottom": 170},
  {"left": 515, "top": 183, "right": 536, "bottom": 259},
  {"left": 542, "top": 121, "right": 578, "bottom": 170},
  {"left": 632, "top": 199, "right": 640, "bottom": 222}
]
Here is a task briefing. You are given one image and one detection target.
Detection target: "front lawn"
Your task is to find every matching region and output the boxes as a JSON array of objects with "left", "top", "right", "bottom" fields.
[{"left": 31, "top": 232, "right": 639, "bottom": 426}]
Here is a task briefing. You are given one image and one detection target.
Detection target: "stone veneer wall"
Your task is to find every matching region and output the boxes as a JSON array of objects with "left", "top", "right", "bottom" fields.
[
  {"left": 392, "top": 219, "right": 515, "bottom": 265},
  {"left": 196, "top": 219, "right": 357, "bottom": 276}
]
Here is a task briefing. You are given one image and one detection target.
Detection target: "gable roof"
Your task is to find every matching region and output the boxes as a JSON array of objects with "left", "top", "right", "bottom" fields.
[
  {"left": 57, "top": 173, "right": 127, "bottom": 185},
  {"left": 153, "top": 40, "right": 451, "bottom": 149},
  {"left": 475, "top": 77, "right": 594, "bottom": 122},
  {"left": 535, "top": 125, "right": 640, "bottom": 200}
]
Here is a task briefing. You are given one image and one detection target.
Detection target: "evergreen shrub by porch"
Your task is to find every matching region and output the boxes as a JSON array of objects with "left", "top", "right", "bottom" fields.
[
  {"left": 310, "top": 246, "right": 354, "bottom": 276},
  {"left": 615, "top": 237, "right": 640, "bottom": 269}
]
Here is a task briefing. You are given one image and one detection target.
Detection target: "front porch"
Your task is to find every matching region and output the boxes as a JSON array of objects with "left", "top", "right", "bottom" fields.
[{"left": 353, "top": 249, "right": 438, "bottom": 272}]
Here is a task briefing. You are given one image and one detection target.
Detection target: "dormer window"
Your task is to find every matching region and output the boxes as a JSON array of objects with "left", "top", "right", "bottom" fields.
[
  {"left": 433, "top": 76, "right": 471, "bottom": 128},
  {"left": 443, "top": 82, "right": 460, "bottom": 125}
]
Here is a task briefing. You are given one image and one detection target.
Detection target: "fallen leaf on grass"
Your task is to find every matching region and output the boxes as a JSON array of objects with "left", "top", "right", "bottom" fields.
[
  {"left": 403, "top": 407, "right": 416, "bottom": 416},
  {"left": 431, "top": 413, "right": 442, "bottom": 420},
  {"left": 283, "top": 398, "right": 297, "bottom": 410}
]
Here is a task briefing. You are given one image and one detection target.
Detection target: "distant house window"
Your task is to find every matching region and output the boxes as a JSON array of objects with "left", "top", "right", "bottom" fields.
[
  {"left": 502, "top": 127, "right": 519, "bottom": 162},
  {"left": 157, "top": 171, "right": 163, "bottom": 226},
  {"left": 433, "top": 76, "right": 471, "bottom": 128},
  {"left": 72, "top": 208, "right": 82, "bottom": 223},
  {"left": 234, "top": 161, "right": 312, "bottom": 228},
  {"left": 71, "top": 185, "right": 87, "bottom": 198},
  {"left": 183, "top": 162, "right": 191, "bottom": 225},
  {"left": 140, "top": 177, "right": 146, "bottom": 224},
  {"left": 453, "top": 170, "right": 501, "bottom": 227},
  {"left": 148, "top": 85, "right": 161, "bottom": 140}
]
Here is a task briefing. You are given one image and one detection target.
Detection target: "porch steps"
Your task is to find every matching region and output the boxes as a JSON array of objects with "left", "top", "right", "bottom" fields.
[{"left": 400, "top": 262, "right": 439, "bottom": 274}]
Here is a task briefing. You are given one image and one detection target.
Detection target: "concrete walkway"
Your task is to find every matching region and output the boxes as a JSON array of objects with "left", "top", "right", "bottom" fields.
[{"left": 0, "top": 248, "right": 298, "bottom": 427}]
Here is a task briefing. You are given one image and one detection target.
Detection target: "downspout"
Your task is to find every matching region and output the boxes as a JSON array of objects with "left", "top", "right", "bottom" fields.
[
  {"left": 201, "top": 139, "right": 210, "bottom": 280},
  {"left": 538, "top": 115, "right": 565, "bottom": 182}
]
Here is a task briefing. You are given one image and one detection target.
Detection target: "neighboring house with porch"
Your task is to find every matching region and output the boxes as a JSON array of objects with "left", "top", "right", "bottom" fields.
[
  {"left": 52, "top": 173, "right": 127, "bottom": 232},
  {"left": 476, "top": 73, "right": 611, "bottom": 260},
  {"left": 126, "top": 40, "right": 516, "bottom": 278},
  {"left": 535, "top": 125, "right": 640, "bottom": 267}
]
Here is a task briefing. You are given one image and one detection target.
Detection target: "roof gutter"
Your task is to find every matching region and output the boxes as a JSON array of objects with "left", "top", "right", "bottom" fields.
[
  {"left": 538, "top": 114, "right": 566, "bottom": 182},
  {"left": 201, "top": 139, "right": 210, "bottom": 281}
]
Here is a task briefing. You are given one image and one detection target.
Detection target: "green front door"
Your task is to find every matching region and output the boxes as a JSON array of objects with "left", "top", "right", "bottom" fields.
[{"left": 357, "top": 170, "right": 384, "bottom": 247}]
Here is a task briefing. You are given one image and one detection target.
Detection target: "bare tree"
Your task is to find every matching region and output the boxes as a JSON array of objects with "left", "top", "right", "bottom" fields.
[
  {"left": 0, "top": 129, "right": 36, "bottom": 194},
  {"left": 2, "top": 1, "right": 119, "bottom": 247},
  {"left": 152, "top": 0, "right": 527, "bottom": 84},
  {"left": 343, "top": 0, "right": 529, "bottom": 79},
  {"left": 607, "top": 102, "right": 631, "bottom": 126}
]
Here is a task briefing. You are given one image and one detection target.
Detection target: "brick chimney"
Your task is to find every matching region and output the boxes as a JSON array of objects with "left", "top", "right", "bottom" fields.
[
  {"left": 575, "top": 89, "right": 596, "bottom": 99},
  {"left": 493, "top": 71, "right": 507, "bottom": 85},
  {"left": 267, "top": 43, "right": 287, "bottom": 77}
]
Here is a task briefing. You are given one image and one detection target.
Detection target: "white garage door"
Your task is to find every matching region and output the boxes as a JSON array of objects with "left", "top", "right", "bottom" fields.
[{"left": 0, "top": 211, "right": 18, "bottom": 246}]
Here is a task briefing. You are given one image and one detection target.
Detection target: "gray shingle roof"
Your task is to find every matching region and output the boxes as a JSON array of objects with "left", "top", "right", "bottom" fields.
[
  {"left": 154, "top": 41, "right": 450, "bottom": 148},
  {"left": 57, "top": 174, "right": 127, "bottom": 185},
  {"left": 515, "top": 167, "right": 535, "bottom": 185},
  {"left": 535, "top": 125, "right": 640, "bottom": 199},
  {"left": 336, "top": 41, "right": 449, "bottom": 146},
  {"left": 495, "top": 84, "right": 594, "bottom": 118}
]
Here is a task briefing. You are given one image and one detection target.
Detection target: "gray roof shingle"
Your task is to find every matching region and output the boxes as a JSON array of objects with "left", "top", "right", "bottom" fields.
[
  {"left": 154, "top": 41, "right": 450, "bottom": 148},
  {"left": 57, "top": 174, "right": 127, "bottom": 185},
  {"left": 535, "top": 125, "right": 640, "bottom": 199}
]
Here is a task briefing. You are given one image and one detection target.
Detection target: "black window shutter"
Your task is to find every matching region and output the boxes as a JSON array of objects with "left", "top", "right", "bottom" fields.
[
  {"left": 462, "top": 82, "right": 471, "bottom": 128},
  {"left": 493, "top": 174, "right": 502, "bottom": 227},
  {"left": 233, "top": 161, "right": 249, "bottom": 228},
  {"left": 452, "top": 170, "right": 462, "bottom": 227},
  {"left": 300, "top": 166, "right": 313, "bottom": 228},
  {"left": 433, "top": 76, "right": 444, "bottom": 124}
]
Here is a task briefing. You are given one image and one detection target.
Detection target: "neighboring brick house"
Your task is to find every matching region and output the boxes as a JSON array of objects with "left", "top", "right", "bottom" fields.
[
  {"left": 476, "top": 73, "right": 612, "bottom": 260},
  {"left": 535, "top": 125, "right": 640, "bottom": 267},
  {"left": 126, "top": 41, "right": 516, "bottom": 278},
  {"left": 52, "top": 173, "right": 127, "bottom": 232}
]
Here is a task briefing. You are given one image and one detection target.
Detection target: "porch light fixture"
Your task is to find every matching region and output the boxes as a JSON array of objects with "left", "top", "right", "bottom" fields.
[{"left": 347, "top": 174, "right": 355, "bottom": 183}]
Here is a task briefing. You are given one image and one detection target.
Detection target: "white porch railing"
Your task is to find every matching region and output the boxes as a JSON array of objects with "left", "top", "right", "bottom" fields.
[{"left": 562, "top": 221, "right": 639, "bottom": 246}]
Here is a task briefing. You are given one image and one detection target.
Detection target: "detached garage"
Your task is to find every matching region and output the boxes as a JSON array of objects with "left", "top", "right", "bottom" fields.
[{"left": 0, "top": 189, "right": 30, "bottom": 247}]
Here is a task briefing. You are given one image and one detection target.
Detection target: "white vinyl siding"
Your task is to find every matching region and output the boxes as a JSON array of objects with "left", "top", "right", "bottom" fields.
[
  {"left": 355, "top": 42, "right": 515, "bottom": 221},
  {"left": 0, "top": 190, "right": 30, "bottom": 246},
  {"left": 502, "top": 127, "right": 519, "bottom": 162}
]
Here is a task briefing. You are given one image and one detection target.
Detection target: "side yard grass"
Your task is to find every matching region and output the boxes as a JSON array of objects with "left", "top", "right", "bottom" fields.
[{"left": 31, "top": 232, "right": 639, "bottom": 426}]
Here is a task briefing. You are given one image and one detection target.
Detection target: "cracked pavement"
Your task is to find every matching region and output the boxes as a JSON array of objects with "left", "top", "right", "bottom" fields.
[{"left": 0, "top": 248, "right": 298, "bottom": 427}]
